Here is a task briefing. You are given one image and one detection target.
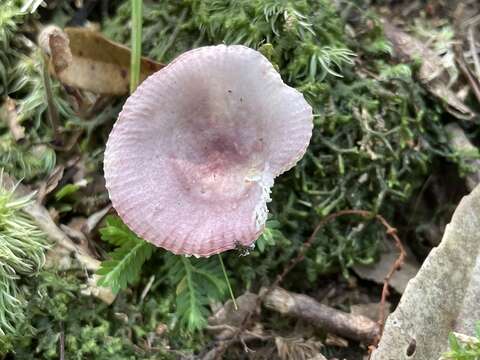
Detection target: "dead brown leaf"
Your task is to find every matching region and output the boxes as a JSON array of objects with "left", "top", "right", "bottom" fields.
[
  {"left": 383, "top": 22, "right": 475, "bottom": 119},
  {"left": 353, "top": 240, "right": 420, "bottom": 294},
  {"left": 39, "top": 26, "right": 164, "bottom": 95}
]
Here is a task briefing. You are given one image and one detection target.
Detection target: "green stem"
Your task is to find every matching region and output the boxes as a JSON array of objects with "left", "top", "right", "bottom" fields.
[
  {"left": 218, "top": 254, "right": 238, "bottom": 310},
  {"left": 41, "top": 54, "right": 61, "bottom": 144},
  {"left": 130, "top": 0, "right": 142, "bottom": 93}
]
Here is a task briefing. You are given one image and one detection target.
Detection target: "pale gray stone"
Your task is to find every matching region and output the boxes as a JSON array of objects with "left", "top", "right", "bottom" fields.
[{"left": 371, "top": 185, "right": 480, "bottom": 360}]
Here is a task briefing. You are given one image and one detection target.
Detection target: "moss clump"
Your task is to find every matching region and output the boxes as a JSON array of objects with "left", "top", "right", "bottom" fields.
[
  {"left": 0, "top": 180, "right": 49, "bottom": 342},
  {"left": 5, "top": 271, "right": 178, "bottom": 359},
  {"left": 444, "top": 325, "right": 480, "bottom": 360}
]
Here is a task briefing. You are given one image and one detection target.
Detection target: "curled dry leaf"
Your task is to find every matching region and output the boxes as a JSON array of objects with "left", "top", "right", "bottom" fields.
[
  {"left": 39, "top": 26, "right": 164, "bottom": 95},
  {"left": 383, "top": 23, "right": 475, "bottom": 119},
  {"left": 371, "top": 185, "right": 480, "bottom": 359},
  {"left": 38, "top": 25, "right": 72, "bottom": 73}
]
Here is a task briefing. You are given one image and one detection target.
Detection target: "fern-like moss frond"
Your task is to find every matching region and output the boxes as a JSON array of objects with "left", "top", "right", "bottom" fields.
[
  {"left": 164, "top": 254, "right": 227, "bottom": 331},
  {"left": 96, "top": 216, "right": 154, "bottom": 294}
]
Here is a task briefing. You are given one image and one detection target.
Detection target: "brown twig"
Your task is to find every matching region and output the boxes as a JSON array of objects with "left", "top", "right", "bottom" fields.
[
  {"left": 263, "top": 286, "right": 380, "bottom": 343},
  {"left": 271, "top": 209, "right": 406, "bottom": 343},
  {"left": 208, "top": 209, "right": 406, "bottom": 359}
]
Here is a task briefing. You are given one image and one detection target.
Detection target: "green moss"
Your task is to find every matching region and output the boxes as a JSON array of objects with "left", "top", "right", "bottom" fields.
[
  {"left": 3, "top": 271, "right": 177, "bottom": 359},
  {"left": 0, "top": 0, "right": 23, "bottom": 97},
  {"left": 1, "top": 0, "right": 477, "bottom": 356},
  {"left": 104, "top": 0, "right": 461, "bottom": 278},
  {"left": 0, "top": 181, "right": 49, "bottom": 339}
]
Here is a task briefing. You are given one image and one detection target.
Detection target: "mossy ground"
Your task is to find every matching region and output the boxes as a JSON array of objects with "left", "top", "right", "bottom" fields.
[{"left": 0, "top": 0, "right": 478, "bottom": 358}]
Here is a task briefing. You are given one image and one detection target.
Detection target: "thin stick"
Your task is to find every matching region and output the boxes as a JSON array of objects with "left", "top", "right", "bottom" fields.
[
  {"left": 263, "top": 286, "right": 380, "bottom": 343},
  {"left": 218, "top": 254, "right": 238, "bottom": 310},
  {"left": 130, "top": 0, "right": 142, "bottom": 93}
]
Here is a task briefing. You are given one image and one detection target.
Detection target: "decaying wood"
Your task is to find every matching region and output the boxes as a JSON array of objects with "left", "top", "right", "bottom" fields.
[{"left": 262, "top": 287, "right": 380, "bottom": 344}]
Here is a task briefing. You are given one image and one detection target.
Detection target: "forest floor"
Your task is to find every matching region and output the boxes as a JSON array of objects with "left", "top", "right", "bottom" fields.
[{"left": 0, "top": 0, "right": 479, "bottom": 359}]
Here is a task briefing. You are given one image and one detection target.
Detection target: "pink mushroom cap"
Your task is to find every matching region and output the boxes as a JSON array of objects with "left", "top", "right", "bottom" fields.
[{"left": 104, "top": 45, "right": 313, "bottom": 257}]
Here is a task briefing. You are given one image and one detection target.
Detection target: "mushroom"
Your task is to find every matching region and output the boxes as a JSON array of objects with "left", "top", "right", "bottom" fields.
[{"left": 104, "top": 45, "right": 313, "bottom": 257}]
